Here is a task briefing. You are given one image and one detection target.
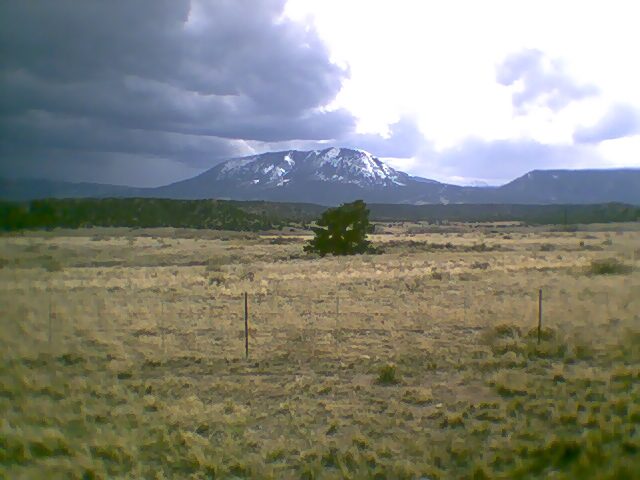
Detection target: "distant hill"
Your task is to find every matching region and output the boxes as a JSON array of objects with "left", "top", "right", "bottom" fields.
[
  {"left": 2, "top": 148, "right": 639, "bottom": 205},
  {"left": 484, "top": 169, "right": 640, "bottom": 205}
]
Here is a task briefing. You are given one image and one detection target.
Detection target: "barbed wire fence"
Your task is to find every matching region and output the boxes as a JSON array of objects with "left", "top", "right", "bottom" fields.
[{"left": 14, "top": 271, "right": 638, "bottom": 364}]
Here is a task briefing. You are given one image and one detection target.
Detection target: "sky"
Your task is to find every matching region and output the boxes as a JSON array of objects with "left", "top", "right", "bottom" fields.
[{"left": 1, "top": 0, "right": 639, "bottom": 187}]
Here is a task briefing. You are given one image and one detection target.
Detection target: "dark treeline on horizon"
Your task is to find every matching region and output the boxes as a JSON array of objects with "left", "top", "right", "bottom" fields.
[{"left": 0, "top": 198, "right": 639, "bottom": 232}]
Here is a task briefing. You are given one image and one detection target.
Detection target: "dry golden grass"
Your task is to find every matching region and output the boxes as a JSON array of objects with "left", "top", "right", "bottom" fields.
[{"left": 1, "top": 223, "right": 639, "bottom": 478}]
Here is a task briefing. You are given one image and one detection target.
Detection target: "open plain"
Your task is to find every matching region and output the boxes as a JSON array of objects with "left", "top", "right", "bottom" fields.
[{"left": 1, "top": 223, "right": 639, "bottom": 479}]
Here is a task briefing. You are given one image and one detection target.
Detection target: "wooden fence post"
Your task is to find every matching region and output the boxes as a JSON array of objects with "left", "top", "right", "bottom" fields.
[
  {"left": 48, "top": 298, "right": 53, "bottom": 349},
  {"left": 463, "top": 294, "right": 468, "bottom": 323},
  {"left": 95, "top": 298, "right": 100, "bottom": 330},
  {"left": 537, "top": 288, "right": 543, "bottom": 345},
  {"left": 335, "top": 293, "right": 340, "bottom": 346},
  {"left": 244, "top": 292, "right": 249, "bottom": 359},
  {"left": 161, "top": 302, "right": 166, "bottom": 355}
]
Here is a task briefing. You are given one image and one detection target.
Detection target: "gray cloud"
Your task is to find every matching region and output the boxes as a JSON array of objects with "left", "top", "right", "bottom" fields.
[
  {"left": 573, "top": 104, "right": 640, "bottom": 143},
  {"left": 0, "top": 0, "right": 357, "bottom": 184},
  {"left": 413, "top": 138, "right": 603, "bottom": 185},
  {"left": 497, "top": 49, "right": 598, "bottom": 113},
  {"left": 0, "top": 3, "right": 612, "bottom": 188},
  {"left": 0, "top": 111, "right": 249, "bottom": 165},
  {"left": 240, "top": 116, "right": 426, "bottom": 163},
  {"left": 0, "top": 145, "right": 207, "bottom": 187},
  {"left": 345, "top": 117, "right": 425, "bottom": 158}
]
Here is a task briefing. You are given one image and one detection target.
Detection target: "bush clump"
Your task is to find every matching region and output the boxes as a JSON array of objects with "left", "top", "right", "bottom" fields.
[
  {"left": 205, "top": 257, "right": 228, "bottom": 272},
  {"left": 588, "top": 258, "right": 632, "bottom": 275},
  {"left": 42, "top": 256, "right": 63, "bottom": 272},
  {"left": 376, "top": 363, "right": 400, "bottom": 385}
]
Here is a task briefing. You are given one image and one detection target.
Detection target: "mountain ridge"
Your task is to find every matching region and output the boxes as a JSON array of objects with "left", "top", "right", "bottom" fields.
[{"left": 2, "top": 147, "right": 639, "bottom": 205}]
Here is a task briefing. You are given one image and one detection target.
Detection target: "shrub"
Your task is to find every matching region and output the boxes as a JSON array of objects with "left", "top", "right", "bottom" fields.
[
  {"left": 588, "top": 258, "right": 631, "bottom": 275},
  {"left": 42, "top": 256, "right": 63, "bottom": 272},
  {"left": 239, "top": 270, "right": 255, "bottom": 282},
  {"left": 376, "top": 363, "right": 400, "bottom": 385},
  {"left": 205, "top": 257, "right": 228, "bottom": 272},
  {"left": 208, "top": 273, "right": 226, "bottom": 286},
  {"left": 525, "top": 326, "right": 556, "bottom": 341},
  {"left": 269, "top": 236, "right": 299, "bottom": 245},
  {"left": 494, "top": 324, "right": 522, "bottom": 338},
  {"left": 471, "top": 261, "right": 490, "bottom": 270}
]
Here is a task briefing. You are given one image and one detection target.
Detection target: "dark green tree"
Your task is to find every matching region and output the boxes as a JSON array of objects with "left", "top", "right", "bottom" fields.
[{"left": 304, "top": 200, "right": 373, "bottom": 256}]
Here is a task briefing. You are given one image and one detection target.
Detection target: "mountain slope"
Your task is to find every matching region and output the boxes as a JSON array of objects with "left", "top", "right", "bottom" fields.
[
  {"left": 489, "top": 169, "right": 640, "bottom": 204},
  {"left": 1, "top": 148, "right": 639, "bottom": 205},
  {"left": 157, "top": 148, "right": 411, "bottom": 198},
  {"left": 156, "top": 147, "right": 470, "bottom": 204}
]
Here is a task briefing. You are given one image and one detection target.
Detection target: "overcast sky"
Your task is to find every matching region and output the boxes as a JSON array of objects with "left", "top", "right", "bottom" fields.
[{"left": 1, "top": 0, "right": 639, "bottom": 186}]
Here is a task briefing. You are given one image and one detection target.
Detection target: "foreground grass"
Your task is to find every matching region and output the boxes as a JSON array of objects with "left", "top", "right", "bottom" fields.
[{"left": 1, "top": 225, "right": 639, "bottom": 478}]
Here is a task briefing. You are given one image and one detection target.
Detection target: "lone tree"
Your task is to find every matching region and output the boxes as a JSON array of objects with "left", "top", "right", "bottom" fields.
[{"left": 304, "top": 200, "right": 373, "bottom": 256}]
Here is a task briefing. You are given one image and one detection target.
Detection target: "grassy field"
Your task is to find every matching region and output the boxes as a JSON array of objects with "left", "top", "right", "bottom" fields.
[{"left": 1, "top": 223, "right": 639, "bottom": 479}]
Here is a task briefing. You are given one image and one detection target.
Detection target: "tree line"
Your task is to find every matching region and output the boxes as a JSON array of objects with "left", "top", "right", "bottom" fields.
[
  {"left": 0, "top": 198, "right": 277, "bottom": 231},
  {"left": 1, "top": 197, "right": 638, "bottom": 233}
]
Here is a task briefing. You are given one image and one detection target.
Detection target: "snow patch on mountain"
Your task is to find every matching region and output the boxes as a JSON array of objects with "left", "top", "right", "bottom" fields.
[
  {"left": 212, "top": 147, "right": 416, "bottom": 189},
  {"left": 220, "top": 156, "right": 257, "bottom": 173}
]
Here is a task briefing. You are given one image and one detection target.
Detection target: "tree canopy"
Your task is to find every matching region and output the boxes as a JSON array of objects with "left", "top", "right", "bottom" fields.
[{"left": 303, "top": 200, "right": 373, "bottom": 256}]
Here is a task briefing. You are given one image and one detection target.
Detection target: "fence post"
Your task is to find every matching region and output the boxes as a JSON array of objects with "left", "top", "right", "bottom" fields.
[
  {"left": 95, "top": 298, "right": 100, "bottom": 330},
  {"left": 48, "top": 298, "right": 53, "bottom": 350},
  {"left": 335, "top": 293, "right": 340, "bottom": 346},
  {"left": 244, "top": 292, "right": 249, "bottom": 359},
  {"left": 463, "top": 294, "right": 468, "bottom": 323},
  {"left": 161, "top": 302, "right": 166, "bottom": 356},
  {"left": 537, "top": 288, "right": 543, "bottom": 344}
]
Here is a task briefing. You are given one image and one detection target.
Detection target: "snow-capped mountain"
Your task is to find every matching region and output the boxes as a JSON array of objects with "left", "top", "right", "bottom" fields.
[
  {"left": 154, "top": 147, "right": 449, "bottom": 204},
  {"left": 213, "top": 147, "right": 410, "bottom": 188}
]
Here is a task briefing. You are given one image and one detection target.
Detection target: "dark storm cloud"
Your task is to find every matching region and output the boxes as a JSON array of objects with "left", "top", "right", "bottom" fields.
[
  {"left": 0, "top": 0, "right": 355, "bottom": 184},
  {"left": 496, "top": 49, "right": 598, "bottom": 113},
  {"left": 0, "top": 111, "right": 246, "bottom": 164},
  {"left": 0, "top": 146, "right": 206, "bottom": 187},
  {"left": 573, "top": 104, "right": 640, "bottom": 143}
]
